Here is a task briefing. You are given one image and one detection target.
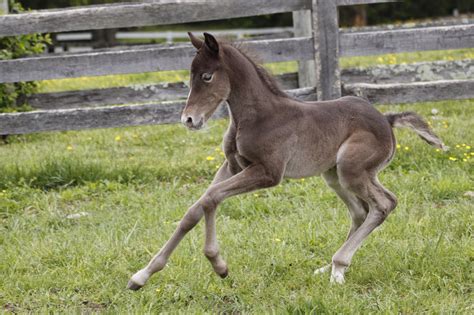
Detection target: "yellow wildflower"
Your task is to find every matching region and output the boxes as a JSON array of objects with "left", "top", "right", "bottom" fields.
[
  {"left": 463, "top": 159, "right": 467, "bottom": 162},
  {"left": 67, "top": 145, "right": 73, "bottom": 151},
  {"left": 435, "top": 149, "right": 440, "bottom": 152},
  {"left": 396, "top": 144, "right": 401, "bottom": 149},
  {"left": 274, "top": 238, "right": 281, "bottom": 242},
  {"left": 455, "top": 145, "right": 461, "bottom": 148},
  {"left": 206, "top": 156, "right": 215, "bottom": 161},
  {"left": 466, "top": 146, "right": 471, "bottom": 150},
  {"left": 115, "top": 135, "right": 121, "bottom": 141},
  {"left": 448, "top": 157, "right": 457, "bottom": 161},
  {"left": 404, "top": 146, "right": 410, "bottom": 151}
]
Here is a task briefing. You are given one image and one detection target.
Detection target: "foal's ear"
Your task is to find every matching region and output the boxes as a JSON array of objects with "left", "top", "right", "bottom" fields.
[
  {"left": 188, "top": 32, "right": 203, "bottom": 49},
  {"left": 203, "top": 32, "right": 219, "bottom": 56}
]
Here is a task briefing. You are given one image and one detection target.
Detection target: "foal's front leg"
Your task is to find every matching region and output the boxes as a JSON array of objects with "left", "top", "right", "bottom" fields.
[
  {"left": 127, "top": 163, "right": 279, "bottom": 290},
  {"left": 203, "top": 161, "right": 237, "bottom": 277}
]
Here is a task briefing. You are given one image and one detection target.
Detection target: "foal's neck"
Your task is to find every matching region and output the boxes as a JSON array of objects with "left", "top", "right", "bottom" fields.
[{"left": 223, "top": 45, "right": 284, "bottom": 126}]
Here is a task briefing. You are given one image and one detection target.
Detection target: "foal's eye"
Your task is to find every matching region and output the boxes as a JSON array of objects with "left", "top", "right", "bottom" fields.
[{"left": 201, "top": 73, "right": 213, "bottom": 82}]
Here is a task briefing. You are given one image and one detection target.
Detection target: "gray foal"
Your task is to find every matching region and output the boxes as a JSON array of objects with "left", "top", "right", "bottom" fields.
[{"left": 128, "top": 33, "right": 445, "bottom": 290}]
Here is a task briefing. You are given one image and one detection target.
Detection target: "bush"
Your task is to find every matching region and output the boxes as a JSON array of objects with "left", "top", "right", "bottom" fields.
[{"left": 0, "top": 0, "right": 51, "bottom": 113}]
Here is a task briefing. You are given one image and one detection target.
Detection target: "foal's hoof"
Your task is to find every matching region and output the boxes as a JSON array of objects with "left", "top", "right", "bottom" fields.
[
  {"left": 127, "top": 280, "right": 144, "bottom": 291},
  {"left": 330, "top": 270, "right": 346, "bottom": 284},
  {"left": 218, "top": 268, "right": 229, "bottom": 279}
]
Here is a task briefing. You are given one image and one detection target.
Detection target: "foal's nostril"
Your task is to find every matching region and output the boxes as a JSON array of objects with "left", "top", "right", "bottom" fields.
[{"left": 186, "top": 116, "right": 193, "bottom": 126}]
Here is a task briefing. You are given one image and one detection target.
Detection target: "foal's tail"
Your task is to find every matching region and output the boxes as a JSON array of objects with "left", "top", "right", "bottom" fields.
[{"left": 385, "top": 112, "right": 447, "bottom": 151}]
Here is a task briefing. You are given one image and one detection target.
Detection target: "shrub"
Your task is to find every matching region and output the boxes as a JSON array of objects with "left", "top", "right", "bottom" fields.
[{"left": 0, "top": 0, "right": 51, "bottom": 112}]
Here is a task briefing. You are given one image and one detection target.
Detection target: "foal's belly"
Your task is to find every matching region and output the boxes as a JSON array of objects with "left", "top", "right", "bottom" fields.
[{"left": 284, "top": 148, "right": 337, "bottom": 179}]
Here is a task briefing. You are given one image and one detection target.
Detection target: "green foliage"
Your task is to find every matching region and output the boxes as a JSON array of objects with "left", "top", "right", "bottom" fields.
[
  {"left": 0, "top": 0, "right": 51, "bottom": 112},
  {"left": 365, "top": 0, "right": 474, "bottom": 25},
  {"left": 19, "top": 0, "right": 122, "bottom": 9}
]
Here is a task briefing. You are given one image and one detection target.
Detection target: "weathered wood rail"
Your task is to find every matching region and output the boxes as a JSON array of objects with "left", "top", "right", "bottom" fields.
[
  {"left": 0, "top": 0, "right": 473, "bottom": 135},
  {"left": 25, "top": 59, "right": 474, "bottom": 110},
  {"left": 0, "top": 87, "right": 316, "bottom": 135}
]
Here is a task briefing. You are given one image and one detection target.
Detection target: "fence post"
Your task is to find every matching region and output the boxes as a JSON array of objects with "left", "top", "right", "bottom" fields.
[
  {"left": 292, "top": 10, "right": 316, "bottom": 88},
  {"left": 311, "top": 0, "right": 341, "bottom": 100},
  {"left": 0, "top": 0, "right": 8, "bottom": 15}
]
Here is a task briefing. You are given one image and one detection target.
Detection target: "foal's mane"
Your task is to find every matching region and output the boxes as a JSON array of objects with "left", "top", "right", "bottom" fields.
[{"left": 225, "top": 42, "right": 290, "bottom": 98}]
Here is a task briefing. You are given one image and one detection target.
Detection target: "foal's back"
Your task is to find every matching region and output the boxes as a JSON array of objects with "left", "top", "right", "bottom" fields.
[
  {"left": 303, "top": 96, "right": 393, "bottom": 140},
  {"left": 281, "top": 95, "right": 395, "bottom": 178}
]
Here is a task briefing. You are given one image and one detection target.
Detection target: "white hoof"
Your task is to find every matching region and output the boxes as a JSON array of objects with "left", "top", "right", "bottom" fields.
[
  {"left": 129, "top": 269, "right": 150, "bottom": 287},
  {"left": 330, "top": 268, "right": 345, "bottom": 284},
  {"left": 314, "top": 264, "right": 331, "bottom": 275}
]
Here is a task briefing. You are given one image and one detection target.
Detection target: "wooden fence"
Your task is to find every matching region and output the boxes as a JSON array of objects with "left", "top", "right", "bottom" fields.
[{"left": 0, "top": 0, "right": 473, "bottom": 135}]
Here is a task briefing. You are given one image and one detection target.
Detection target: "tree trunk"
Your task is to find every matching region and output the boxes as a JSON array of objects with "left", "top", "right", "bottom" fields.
[
  {"left": 92, "top": 29, "right": 118, "bottom": 49},
  {"left": 353, "top": 5, "right": 367, "bottom": 27}
]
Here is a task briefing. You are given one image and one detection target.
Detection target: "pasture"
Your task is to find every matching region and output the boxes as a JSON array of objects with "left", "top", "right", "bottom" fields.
[
  {"left": 0, "top": 96, "right": 472, "bottom": 313},
  {"left": 1, "top": 0, "right": 473, "bottom": 311}
]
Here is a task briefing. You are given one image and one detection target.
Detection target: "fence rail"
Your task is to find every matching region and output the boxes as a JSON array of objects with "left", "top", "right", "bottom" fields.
[
  {"left": 0, "top": 37, "right": 313, "bottom": 83},
  {"left": 24, "top": 59, "right": 472, "bottom": 111},
  {"left": 0, "top": 0, "right": 398, "bottom": 37},
  {"left": 0, "top": 0, "right": 310, "bottom": 36},
  {"left": 344, "top": 80, "right": 474, "bottom": 104},
  {"left": 340, "top": 24, "right": 474, "bottom": 56},
  {"left": 0, "top": 87, "right": 316, "bottom": 135},
  {"left": 2, "top": 24, "right": 473, "bottom": 84},
  {"left": 0, "top": 0, "right": 472, "bottom": 135}
]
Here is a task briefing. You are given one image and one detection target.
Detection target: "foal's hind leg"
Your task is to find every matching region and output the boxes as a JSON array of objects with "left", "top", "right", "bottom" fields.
[
  {"left": 315, "top": 168, "right": 369, "bottom": 275},
  {"left": 329, "top": 135, "right": 397, "bottom": 284},
  {"left": 322, "top": 168, "right": 369, "bottom": 240}
]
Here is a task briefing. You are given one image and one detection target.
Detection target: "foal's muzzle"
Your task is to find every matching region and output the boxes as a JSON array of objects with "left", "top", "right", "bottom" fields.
[{"left": 181, "top": 114, "right": 204, "bottom": 130}]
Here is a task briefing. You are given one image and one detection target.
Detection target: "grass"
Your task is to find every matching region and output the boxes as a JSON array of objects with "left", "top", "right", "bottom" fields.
[{"left": 0, "top": 99, "right": 473, "bottom": 313}]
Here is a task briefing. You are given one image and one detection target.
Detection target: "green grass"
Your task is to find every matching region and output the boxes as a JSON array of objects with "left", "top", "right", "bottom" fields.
[
  {"left": 38, "top": 48, "right": 474, "bottom": 93},
  {"left": 0, "top": 99, "right": 473, "bottom": 313}
]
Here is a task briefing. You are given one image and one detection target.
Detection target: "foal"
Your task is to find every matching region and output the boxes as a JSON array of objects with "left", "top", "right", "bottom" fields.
[{"left": 128, "top": 33, "right": 445, "bottom": 290}]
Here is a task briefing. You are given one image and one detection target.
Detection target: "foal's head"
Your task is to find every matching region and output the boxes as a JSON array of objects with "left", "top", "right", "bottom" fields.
[{"left": 181, "top": 33, "right": 231, "bottom": 130}]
